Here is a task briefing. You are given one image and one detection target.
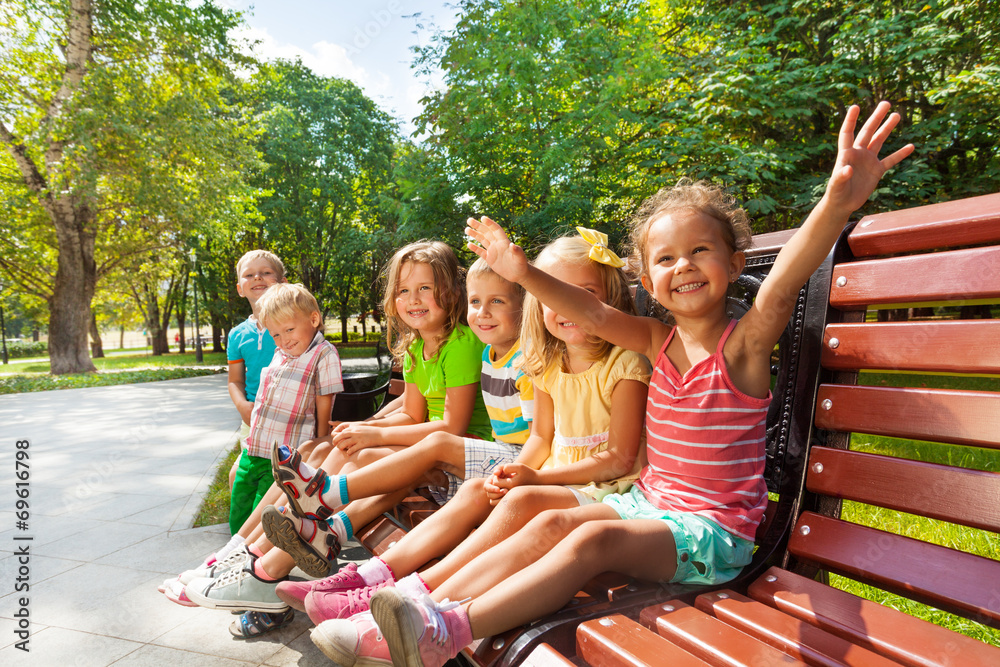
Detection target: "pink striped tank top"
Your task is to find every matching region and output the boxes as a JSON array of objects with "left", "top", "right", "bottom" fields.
[{"left": 636, "top": 320, "right": 770, "bottom": 542}]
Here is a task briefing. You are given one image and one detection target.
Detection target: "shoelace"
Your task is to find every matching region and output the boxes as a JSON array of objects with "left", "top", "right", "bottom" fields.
[
  {"left": 345, "top": 581, "right": 389, "bottom": 609},
  {"left": 314, "top": 565, "right": 360, "bottom": 592},
  {"left": 215, "top": 566, "right": 252, "bottom": 594},
  {"left": 202, "top": 546, "right": 251, "bottom": 579},
  {"left": 417, "top": 594, "right": 466, "bottom": 646}
]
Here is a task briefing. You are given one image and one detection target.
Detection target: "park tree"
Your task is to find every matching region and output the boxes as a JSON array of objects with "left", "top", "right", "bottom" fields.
[
  {"left": 651, "top": 0, "right": 1000, "bottom": 228},
  {"left": 0, "top": 0, "right": 252, "bottom": 373},
  {"left": 241, "top": 60, "right": 396, "bottom": 333}
]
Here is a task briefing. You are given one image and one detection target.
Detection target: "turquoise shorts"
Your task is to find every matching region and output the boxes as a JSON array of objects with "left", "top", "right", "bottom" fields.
[{"left": 601, "top": 485, "right": 754, "bottom": 586}]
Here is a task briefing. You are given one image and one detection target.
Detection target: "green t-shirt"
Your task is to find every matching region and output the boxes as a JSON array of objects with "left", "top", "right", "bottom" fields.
[{"left": 403, "top": 324, "right": 492, "bottom": 439}]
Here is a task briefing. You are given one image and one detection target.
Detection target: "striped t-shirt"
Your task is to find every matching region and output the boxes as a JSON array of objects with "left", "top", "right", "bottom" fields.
[
  {"left": 636, "top": 320, "right": 770, "bottom": 542},
  {"left": 480, "top": 340, "right": 533, "bottom": 444}
]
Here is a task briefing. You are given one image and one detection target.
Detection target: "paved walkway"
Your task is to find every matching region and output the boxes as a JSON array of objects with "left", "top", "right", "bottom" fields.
[{"left": 0, "top": 373, "right": 373, "bottom": 666}]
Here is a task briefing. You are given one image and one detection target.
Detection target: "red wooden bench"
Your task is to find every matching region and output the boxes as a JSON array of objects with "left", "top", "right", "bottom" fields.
[{"left": 516, "top": 193, "right": 1000, "bottom": 666}]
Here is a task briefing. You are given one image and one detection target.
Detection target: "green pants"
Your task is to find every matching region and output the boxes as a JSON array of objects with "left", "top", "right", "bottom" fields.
[{"left": 229, "top": 451, "right": 273, "bottom": 535}]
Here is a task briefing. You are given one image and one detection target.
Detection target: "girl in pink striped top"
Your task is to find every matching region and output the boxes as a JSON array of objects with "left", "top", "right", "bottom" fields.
[{"left": 319, "top": 103, "right": 914, "bottom": 667}]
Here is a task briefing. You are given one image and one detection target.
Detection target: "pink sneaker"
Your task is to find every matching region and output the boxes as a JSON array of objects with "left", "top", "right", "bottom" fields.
[
  {"left": 305, "top": 580, "right": 394, "bottom": 624},
  {"left": 311, "top": 612, "right": 392, "bottom": 667},
  {"left": 370, "top": 588, "right": 472, "bottom": 667},
  {"left": 276, "top": 563, "right": 368, "bottom": 611}
]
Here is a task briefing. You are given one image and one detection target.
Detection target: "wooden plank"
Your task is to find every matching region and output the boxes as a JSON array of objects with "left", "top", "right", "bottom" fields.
[
  {"left": 520, "top": 643, "right": 577, "bottom": 667},
  {"left": 747, "top": 228, "right": 797, "bottom": 258},
  {"left": 848, "top": 193, "right": 1000, "bottom": 257},
  {"left": 695, "top": 589, "right": 899, "bottom": 667},
  {"left": 821, "top": 321, "right": 1000, "bottom": 375},
  {"left": 829, "top": 246, "right": 1000, "bottom": 309},
  {"left": 814, "top": 384, "right": 1000, "bottom": 450},
  {"left": 805, "top": 446, "right": 1000, "bottom": 532},
  {"left": 638, "top": 600, "right": 806, "bottom": 666},
  {"left": 749, "top": 566, "right": 1000, "bottom": 667},
  {"left": 576, "top": 614, "right": 710, "bottom": 666},
  {"left": 787, "top": 512, "right": 1000, "bottom": 628}
]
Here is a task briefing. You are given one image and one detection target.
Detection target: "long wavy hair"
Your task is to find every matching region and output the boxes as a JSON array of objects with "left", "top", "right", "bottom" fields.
[
  {"left": 520, "top": 235, "right": 636, "bottom": 379},
  {"left": 381, "top": 241, "right": 467, "bottom": 364}
]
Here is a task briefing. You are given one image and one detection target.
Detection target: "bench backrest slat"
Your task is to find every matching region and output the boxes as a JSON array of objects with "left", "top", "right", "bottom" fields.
[
  {"left": 815, "top": 384, "right": 1000, "bottom": 449},
  {"left": 829, "top": 245, "right": 1000, "bottom": 309},
  {"left": 790, "top": 193, "right": 1000, "bottom": 638},
  {"left": 805, "top": 446, "right": 1000, "bottom": 532},
  {"left": 821, "top": 321, "right": 1000, "bottom": 374},
  {"left": 788, "top": 512, "right": 1000, "bottom": 627},
  {"left": 848, "top": 192, "right": 1000, "bottom": 257}
]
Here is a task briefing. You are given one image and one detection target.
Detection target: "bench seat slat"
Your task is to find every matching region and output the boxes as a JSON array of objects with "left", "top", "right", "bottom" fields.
[
  {"left": 847, "top": 192, "right": 1000, "bottom": 257},
  {"left": 815, "top": 384, "right": 1000, "bottom": 449},
  {"left": 821, "top": 321, "right": 1000, "bottom": 374},
  {"left": 787, "top": 512, "right": 1000, "bottom": 628},
  {"left": 749, "top": 567, "right": 1000, "bottom": 667},
  {"left": 805, "top": 446, "right": 1000, "bottom": 532},
  {"left": 520, "top": 642, "right": 577, "bottom": 666},
  {"left": 829, "top": 245, "right": 1000, "bottom": 309},
  {"left": 576, "top": 613, "right": 710, "bottom": 666},
  {"left": 695, "top": 589, "right": 899, "bottom": 667},
  {"left": 638, "top": 600, "right": 807, "bottom": 666}
]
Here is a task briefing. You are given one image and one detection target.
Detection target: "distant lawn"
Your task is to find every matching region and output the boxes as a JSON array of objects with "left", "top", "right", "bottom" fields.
[{"left": 0, "top": 350, "right": 228, "bottom": 394}]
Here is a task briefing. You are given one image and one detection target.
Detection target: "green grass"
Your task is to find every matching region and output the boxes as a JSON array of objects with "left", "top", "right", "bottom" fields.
[
  {"left": 0, "top": 351, "right": 227, "bottom": 394},
  {"left": 193, "top": 443, "right": 242, "bottom": 528},
  {"left": 830, "top": 371, "right": 1000, "bottom": 647}
]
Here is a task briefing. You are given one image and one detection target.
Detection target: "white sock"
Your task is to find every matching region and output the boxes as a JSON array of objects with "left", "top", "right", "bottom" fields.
[
  {"left": 215, "top": 534, "right": 246, "bottom": 561},
  {"left": 396, "top": 572, "right": 432, "bottom": 599},
  {"left": 358, "top": 557, "right": 393, "bottom": 586},
  {"left": 326, "top": 514, "right": 349, "bottom": 547}
]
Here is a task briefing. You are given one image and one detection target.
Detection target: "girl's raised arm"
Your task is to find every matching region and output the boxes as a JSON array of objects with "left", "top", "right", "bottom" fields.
[
  {"left": 467, "top": 217, "right": 667, "bottom": 361},
  {"left": 736, "top": 102, "right": 914, "bottom": 360}
]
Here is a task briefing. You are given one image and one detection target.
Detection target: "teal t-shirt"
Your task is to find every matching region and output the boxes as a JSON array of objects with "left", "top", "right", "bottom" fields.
[
  {"left": 403, "top": 324, "right": 492, "bottom": 439},
  {"left": 227, "top": 315, "right": 276, "bottom": 402}
]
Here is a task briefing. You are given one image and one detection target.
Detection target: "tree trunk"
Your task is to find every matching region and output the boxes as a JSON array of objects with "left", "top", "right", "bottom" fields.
[
  {"left": 176, "top": 312, "right": 186, "bottom": 353},
  {"left": 211, "top": 322, "right": 223, "bottom": 353},
  {"left": 119, "top": 325, "right": 125, "bottom": 349},
  {"left": 341, "top": 314, "right": 349, "bottom": 342},
  {"left": 48, "top": 203, "right": 98, "bottom": 374},
  {"left": 89, "top": 310, "right": 104, "bottom": 358}
]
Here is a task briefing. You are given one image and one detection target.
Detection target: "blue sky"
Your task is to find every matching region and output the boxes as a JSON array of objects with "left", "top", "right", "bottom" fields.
[{"left": 228, "top": 1, "right": 460, "bottom": 136}]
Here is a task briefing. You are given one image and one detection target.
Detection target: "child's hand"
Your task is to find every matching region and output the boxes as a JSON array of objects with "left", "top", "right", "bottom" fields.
[
  {"left": 824, "top": 102, "right": 914, "bottom": 218},
  {"left": 484, "top": 474, "right": 507, "bottom": 505},
  {"left": 330, "top": 424, "right": 384, "bottom": 455},
  {"left": 465, "top": 216, "right": 530, "bottom": 284},
  {"left": 488, "top": 462, "right": 538, "bottom": 493}
]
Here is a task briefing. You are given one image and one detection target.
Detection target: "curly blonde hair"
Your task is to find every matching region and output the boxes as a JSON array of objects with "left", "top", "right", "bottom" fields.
[
  {"left": 628, "top": 179, "right": 752, "bottom": 279},
  {"left": 381, "top": 241, "right": 466, "bottom": 364},
  {"left": 520, "top": 235, "right": 636, "bottom": 379}
]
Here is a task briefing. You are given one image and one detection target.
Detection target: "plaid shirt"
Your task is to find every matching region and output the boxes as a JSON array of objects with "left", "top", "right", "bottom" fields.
[{"left": 246, "top": 332, "right": 343, "bottom": 458}]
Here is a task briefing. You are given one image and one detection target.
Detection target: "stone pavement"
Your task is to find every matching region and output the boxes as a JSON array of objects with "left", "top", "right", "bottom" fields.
[{"left": 0, "top": 373, "right": 372, "bottom": 666}]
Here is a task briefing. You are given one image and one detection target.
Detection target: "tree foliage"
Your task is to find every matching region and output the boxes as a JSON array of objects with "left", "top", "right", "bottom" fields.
[{"left": 0, "top": 0, "right": 253, "bottom": 373}]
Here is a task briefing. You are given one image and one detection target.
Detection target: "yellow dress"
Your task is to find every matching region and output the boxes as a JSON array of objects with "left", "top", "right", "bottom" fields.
[{"left": 538, "top": 346, "right": 651, "bottom": 501}]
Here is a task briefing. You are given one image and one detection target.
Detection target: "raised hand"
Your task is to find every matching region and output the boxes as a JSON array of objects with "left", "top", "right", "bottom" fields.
[
  {"left": 825, "top": 101, "right": 914, "bottom": 217},
  {"left": 465, "top": 216, "right": 530, "bottom": 284}
]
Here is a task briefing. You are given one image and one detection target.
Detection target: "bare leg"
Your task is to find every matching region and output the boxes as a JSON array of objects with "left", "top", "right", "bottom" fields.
[
  {"left": 419, "top": 485, "right": 580, "bottom": 590},
  {"left": 379, "top": 478, "right": 495, "bottom": 578},
  {"left": 463, "top": 516, "right": 678, "bottom": 637},
  {"left": 345, "top": 431, "right": 466, "bottom": 500}
]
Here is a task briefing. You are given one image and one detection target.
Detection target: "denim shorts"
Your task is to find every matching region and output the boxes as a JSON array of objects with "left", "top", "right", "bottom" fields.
[{"left": 602, "top": 485, "right": 754, "bottom": 586}]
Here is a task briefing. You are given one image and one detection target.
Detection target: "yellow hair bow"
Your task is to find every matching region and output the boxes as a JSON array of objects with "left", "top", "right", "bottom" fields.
[{"left": 576, "top": 226, "right": 625, "bottom": 268}]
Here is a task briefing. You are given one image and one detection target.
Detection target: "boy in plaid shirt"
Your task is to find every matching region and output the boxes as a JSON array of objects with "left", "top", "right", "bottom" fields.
[{"left": 231, "top": 282, "right": 343, "bottom": 537}]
